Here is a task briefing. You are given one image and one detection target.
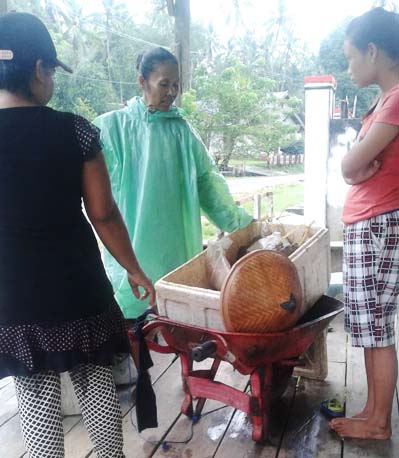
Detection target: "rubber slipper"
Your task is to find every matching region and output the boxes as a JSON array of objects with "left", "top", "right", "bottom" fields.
[{"left": 320, "top": 398, "right": 344, "bottom": 418}]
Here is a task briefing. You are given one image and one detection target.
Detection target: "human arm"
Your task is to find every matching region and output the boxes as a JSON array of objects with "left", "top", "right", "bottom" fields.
[
  {"left": 343, "top": 159, "right": 381, "bottom": 185},
  {"left": 341, "top": 122, "right": 398, "bottom": 184},
  {"left": 82, "top": 152, "right": 155, "bottom": 305},
  {"left": 342, "top": 88, "right": 399, "bottom": 185}
]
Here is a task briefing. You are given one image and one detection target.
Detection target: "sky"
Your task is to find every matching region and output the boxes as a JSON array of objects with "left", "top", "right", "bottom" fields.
[
  {"left": 190, "top": 0, "right": 376, "bottom": 52},
  {"left": 84, "top": 0, "right": 380, "bottom": 53}
]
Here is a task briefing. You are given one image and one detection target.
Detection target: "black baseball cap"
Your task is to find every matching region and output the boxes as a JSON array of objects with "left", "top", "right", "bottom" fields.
[{"left": 0, "top": 12, "right": 72, "bottom": 73}]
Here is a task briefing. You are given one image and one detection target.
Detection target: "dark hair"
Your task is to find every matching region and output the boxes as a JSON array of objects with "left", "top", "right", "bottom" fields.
[
  {"left": 346, "top": 7, "right": 399, "bottom": 61},
  {"left": 0, "top": 59, "right": 54, "bottom": 97},
  {"left": 136, "top": 47, "right": 178, "bottom": 80},
  {"left": 0, "top": 60, "right": 35, "bottom": 96}
]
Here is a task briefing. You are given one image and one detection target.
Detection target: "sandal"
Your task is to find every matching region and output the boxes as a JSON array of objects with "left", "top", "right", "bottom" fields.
[{"left": 320, "top": 398, "right": 344, "bottom": 418}]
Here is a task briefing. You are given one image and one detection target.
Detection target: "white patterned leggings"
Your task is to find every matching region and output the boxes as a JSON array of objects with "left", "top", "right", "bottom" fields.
[{"left": 14, "top": 364, "right": 125, "bottom": 458}]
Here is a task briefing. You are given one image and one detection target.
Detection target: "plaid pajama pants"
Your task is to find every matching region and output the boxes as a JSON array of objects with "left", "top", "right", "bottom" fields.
[{"left": 343, "top": 210, "right": 399, "bottom": 347}]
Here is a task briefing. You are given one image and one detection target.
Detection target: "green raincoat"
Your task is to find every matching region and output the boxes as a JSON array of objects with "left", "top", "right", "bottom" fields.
[{"left": 94, "top": 96, "right": 251, "bottom": 318}]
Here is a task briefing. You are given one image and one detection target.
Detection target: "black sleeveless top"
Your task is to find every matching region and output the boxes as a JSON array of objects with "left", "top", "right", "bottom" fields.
[{"left": 0, "top": 107, "right": 129, "bottom": 377}]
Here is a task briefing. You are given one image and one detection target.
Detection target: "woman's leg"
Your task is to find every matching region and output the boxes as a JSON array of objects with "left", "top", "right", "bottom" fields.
[
  {"left": 14, "top": 372, "right": 64, "bottom": 457},
  {"left": 369, "top": 345, "right": 397, "bottom": 427},
  {"left": 331, "top": 345, "right": 396, "bottom": 439},
  {"left": 352, "top": 348, "right": 375, "bottom": 418},
  {"left": 332, "top": 212, "right": 399, "bottom": 437},
  {"left": 69, "top": 364, "right": 125, "bottom": 458}
]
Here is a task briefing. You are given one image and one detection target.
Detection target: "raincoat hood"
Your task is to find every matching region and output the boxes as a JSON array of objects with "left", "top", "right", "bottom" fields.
[{"left": 128, "top": 96, "right": 184, "bottom": 122}]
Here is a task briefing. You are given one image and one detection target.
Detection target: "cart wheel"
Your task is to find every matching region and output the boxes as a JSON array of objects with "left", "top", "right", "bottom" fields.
[{"left": 271, "top": 364, "right": 293, "bottom": 400}]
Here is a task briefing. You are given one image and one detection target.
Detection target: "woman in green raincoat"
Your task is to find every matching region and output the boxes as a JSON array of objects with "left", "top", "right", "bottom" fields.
[{"left": 94, "top": 47, "right": 252, "bottom": 319}]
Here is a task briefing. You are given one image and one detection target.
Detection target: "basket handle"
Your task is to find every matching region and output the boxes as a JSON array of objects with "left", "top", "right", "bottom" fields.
[{"left": 280, "top": 294, "right": 297, "bottom": 314}]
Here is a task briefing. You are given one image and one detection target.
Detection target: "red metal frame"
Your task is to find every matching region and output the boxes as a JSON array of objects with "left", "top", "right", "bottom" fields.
[{"left": 129, "top": 296, "right": 342, "bottom": 442}]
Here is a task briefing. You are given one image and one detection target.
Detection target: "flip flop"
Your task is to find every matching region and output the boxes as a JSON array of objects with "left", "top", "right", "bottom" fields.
[{"left": 320, "top": 398, "right": 344, "bottom": 418}]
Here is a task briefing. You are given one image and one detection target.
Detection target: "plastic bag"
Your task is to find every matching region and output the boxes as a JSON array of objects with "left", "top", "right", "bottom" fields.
[
  {"left": 207, "top": 237, "right": 233, "bottom": 290},
  {"left": 247, "top": 231, "right": 284, "bottom": 252}
]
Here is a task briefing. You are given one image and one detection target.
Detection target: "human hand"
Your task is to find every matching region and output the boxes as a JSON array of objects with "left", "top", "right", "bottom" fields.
[
  {"left": 345, "top": 160, "right": 381, "bottom": 185},
  {"left": 127, "top": 271, "right": 156, "bottom": 305},
  {"left": 368, "top": 159, "right": 381, "bottom": 175}
]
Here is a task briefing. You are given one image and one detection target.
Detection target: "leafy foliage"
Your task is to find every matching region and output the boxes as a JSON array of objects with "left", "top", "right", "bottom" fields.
[{"left": 9, "top": 0, "right": 307, "bottom": 164}]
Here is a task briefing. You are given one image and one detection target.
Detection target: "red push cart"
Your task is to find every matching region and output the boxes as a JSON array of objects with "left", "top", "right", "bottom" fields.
[{"left": 130, "top": 295, "right": 342, "bottom": 442}]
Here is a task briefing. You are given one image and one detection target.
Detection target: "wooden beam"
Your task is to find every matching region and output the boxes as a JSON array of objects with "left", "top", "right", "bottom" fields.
[
  {"left": 0, "top": 0, "right": 7, "bottom": 14},
  {"left": 172, "top": 0, "right": 190, "bottom": 106}
]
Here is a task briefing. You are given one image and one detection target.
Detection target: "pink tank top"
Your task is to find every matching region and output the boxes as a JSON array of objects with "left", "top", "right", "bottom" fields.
[{"left": 342, "top": 85, "right": 399, "bottom": 225}]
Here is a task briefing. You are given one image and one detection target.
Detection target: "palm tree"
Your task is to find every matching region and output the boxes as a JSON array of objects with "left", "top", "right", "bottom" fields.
[
  {"left": 44, "top": 0, "right": 95, "bottom": 69},
  {"left": 261, "top": 0, "right": 299, "bottom": 90}
]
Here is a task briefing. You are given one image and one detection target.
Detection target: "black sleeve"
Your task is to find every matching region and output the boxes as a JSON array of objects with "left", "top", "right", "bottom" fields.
[{"left": 74, "top": 115, "right": 103, "bottom": 161}]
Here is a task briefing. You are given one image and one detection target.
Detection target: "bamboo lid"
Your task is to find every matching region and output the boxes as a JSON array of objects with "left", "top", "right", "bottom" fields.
[{"left": 220, "top": 250, "right": 302, "bottom": 333}]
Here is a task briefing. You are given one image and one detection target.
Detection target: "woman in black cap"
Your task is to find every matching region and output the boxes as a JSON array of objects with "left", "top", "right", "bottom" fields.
[{"left": 0, "top": 12, "right": 154, "bottom": 458}]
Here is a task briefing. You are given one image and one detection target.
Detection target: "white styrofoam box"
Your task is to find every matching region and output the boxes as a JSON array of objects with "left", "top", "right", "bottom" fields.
[{"left": 156, "top": 222, "right": 330, "bottom": 331}]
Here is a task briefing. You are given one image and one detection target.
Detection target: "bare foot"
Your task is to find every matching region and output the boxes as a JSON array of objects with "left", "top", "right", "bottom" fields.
[
  {"left": 330, "top": 417, "right": 391, "bottom": 439},
  {"left": 351, "top": 406, "right": 372, "bottom": 419}
]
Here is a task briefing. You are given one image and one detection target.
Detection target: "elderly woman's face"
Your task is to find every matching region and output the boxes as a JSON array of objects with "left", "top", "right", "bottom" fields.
[{"left": 139, "top": 61, "right": 179, "bottom": 111}]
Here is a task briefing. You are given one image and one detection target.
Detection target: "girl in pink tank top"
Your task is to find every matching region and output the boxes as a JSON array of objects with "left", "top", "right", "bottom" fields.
[{"left": 331, "top": 7, "right": 399, "bottom": 440}]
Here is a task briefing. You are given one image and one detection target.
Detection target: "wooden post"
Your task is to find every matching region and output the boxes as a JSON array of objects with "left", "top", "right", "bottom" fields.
[
  {"left": 0, "top": 0, "right": 7, "bottom": 14},
  {"left": 266, "top": 191, "right": 274, "bottom": 221},
  {"left": 253, "top": 194, "right": 262, "bottom": 220},
  {"left": 168, "top": 0, "right": 190, "bottom": 106}
]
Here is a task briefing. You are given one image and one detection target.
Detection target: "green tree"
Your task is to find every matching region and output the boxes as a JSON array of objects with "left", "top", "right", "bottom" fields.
[
  {"left": 8, "top": 0, "right": 308, "bottom": 158},
  {"left": 43, "top": 0, "right": 95, "bottom": 68},
  {"left": 184, "top": 58, "right": 299, "bottom": 168}
]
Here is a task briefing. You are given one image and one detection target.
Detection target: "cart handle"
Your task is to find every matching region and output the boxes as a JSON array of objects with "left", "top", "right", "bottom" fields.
[
  {"left": 141, "top": 318, "right": 236, "bottom": 363},
  {"left": 191, "top": 341, "right": 218, "bottom": 362},
  {"left": 134, "top": 319, "right": 177, "bottom": 354}
]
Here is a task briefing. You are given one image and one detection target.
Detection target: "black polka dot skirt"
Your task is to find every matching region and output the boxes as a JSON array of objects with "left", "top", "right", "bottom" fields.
[{"left": 0, "top": 301, "right": 130, "bottom": 378}]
